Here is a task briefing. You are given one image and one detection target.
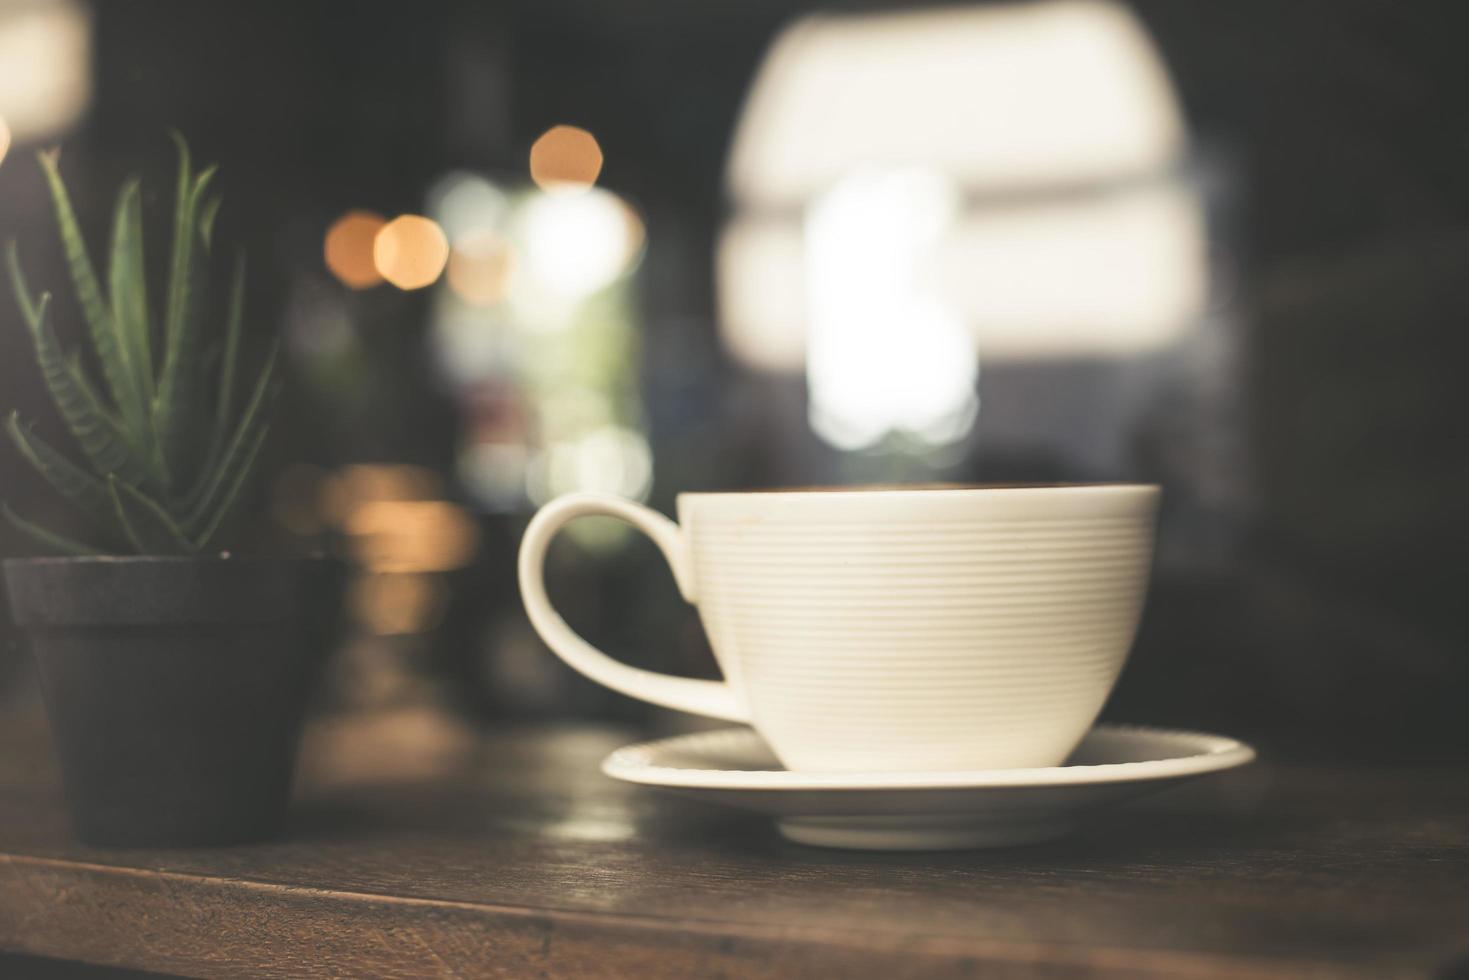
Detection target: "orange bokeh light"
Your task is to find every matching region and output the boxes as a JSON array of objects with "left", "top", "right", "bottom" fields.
[
  {"left": 324, "top": 210, "right": 386, "bottom": 289},
  {"left": 374, "top": 215, "right": 450, "bottom": 290},
  {"left": 529, "top": 125, "right": 603, "bottom": 193},
  {"left": 447, "top": 232, "right": 516, "bottom": 307},
  {"left": 319, "top": 464, "right": 443, "bottom": 526},
  {"left": 345, "top": 500, "right": 480, "bottom": 573}
]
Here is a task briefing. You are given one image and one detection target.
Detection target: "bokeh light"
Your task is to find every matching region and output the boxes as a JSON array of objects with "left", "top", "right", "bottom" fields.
[
  {"left": 312, "top": 464, "right": 473, "bottom": 636},
  {"left": 517, "top": 188, "right": 644, "bottom": 300},
  {"left": 428, "top": 171, "right": 508, "bottom": 241},
  {"left": 805, "top": 169, "right": 976, "bottom": 450},
  {"left": 529, "top": 125, "right": 603, "bottom": 193},
  {"left": 526, "top": 424, "right": 652, "bottom": 505},
  {"left": 716, "top": 217, "right": 808, "bottom": 371},
  {"left": 345, "top": 500, "right": 480, "bottom": 573},
  {"left": 349, "top": 572, "right": 448, "bottom": 635},
  {"left": 319, "top": 464, "right": 443, "bottom": 526},
  {"left": 324, "top": 210, "right": 386, "bottom": 289},
  {"left": 447, "top": 231, "right": 516, "bottom": 307},
  {"left": 0, "top": 116, "right": 10, "bottom": 166},
  {"left": 726, "top": 2, "right": 1184, "bottom": 208},
  {"left": 0, "top": 0, "right": 91, "bottom": 143},
  {"left": 373, "top": 214, "right": 450, "bottom": 290}
]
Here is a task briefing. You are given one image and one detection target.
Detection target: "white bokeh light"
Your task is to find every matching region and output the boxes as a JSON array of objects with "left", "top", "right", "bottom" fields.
[
  {"left": 805, "top": 170, "right": 977, "bottom": 449},
  {"left": 516, "top": 189, "right": 642, "bottom": 300},
  {"left": 0, "top": 0, "right": 90, "bottom": 143},
  {"left": 428, "top": 171, "right": 509, "bottom": 243},
  {"left": 526, "top": 425, "right": 652, "bottom": 505}
]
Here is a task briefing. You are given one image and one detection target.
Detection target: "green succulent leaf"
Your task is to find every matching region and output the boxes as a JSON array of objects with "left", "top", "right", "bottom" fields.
[
  {"left": 160, "top": 131, "right": 192, "bottom": 339},
  {"left": 5, "top": 412, "right": 114, "bottom": 529},
  {"left": 64, "top": 349, "right": 107, "bottom": 414},
  {"left": 185, "top": 340, "right": 279, "bottom": 528},
  {"left": 154, "top": 152, "right": 218, "bottom": 488},
  {"left": 38, "top": 149, "right": 145, "bottom": 430},
  {"left": 200, "top": 254, "right": 247, "bottom": 479},
  {"left": 1, "top": 500, "right": 106, "bottom": 556},
  {"left": 108, "top": 474, "right": 194, "bottom": 555},
  {"left": 5, "top": 270, "right": 152, "bottom": 489},
  {"left": 6, "top": 240, "right": 39, "bottom": 325},
  {"left": 150, "top": 134, "right": 192, "bottom": 487},
  {"left": 191, "top": 417, "right": 270, "bottom": 551},
  {"left": 199, "top": 195, "right": 222, "bottom": 251},
  {"left": 108, "top": 176, "right": 153, "bottom": 402}
]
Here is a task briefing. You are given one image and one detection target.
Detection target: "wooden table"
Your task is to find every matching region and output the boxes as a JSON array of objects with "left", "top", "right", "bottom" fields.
[{"left": 0, "top": 707, "right": 1466, "bottom": 978}]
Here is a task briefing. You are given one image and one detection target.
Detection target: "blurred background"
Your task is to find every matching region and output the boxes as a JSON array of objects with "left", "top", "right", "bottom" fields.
[{"left": 0, "top": 0, "right": 1464, "bottom": 760}]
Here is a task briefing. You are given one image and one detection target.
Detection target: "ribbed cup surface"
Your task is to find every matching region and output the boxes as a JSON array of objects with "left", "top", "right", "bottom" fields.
[{"left": 680, "top": 488, "right": 1157, "bottom": 771}]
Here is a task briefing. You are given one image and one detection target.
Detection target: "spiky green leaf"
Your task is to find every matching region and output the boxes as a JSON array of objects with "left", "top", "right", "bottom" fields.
[
  {"left": 64, "top": 349, "right": 107, "bottom": 412},
  {"left": 37, "top": 149, "right": 144, "bottom": 429},
  {"left": 200, "top": 254, "right": 246, "bottom": 478},
  {"left": 10, "top": 284, "right": 152, "bottom": 488},
  {"left": 161, "top": 131, "right": 192, "bottom": 339},
  {"left": 108, "top": 475, "right": 194, "bottom": 555},
  {"left": 185, "top": 341, "right": 278, "bottom": 528},
  {"left": 5, "top": 412, "right": 114, "bottom": 528},
  {"left": 153, "top": 154, "right": 218, "bottom": 488},
  {"left": 5, "top": 240, "right": 38, "bottom": 325},
  {"left": 150, "top": 133, "right": 193, "bottom": 486},
  {"left": 108, "top": 176, "right": 153, "bottom": 401},
  {"left": 191, "top": 418, "right": 269, "bottom": 551},
  {"left": 199, "top": 195, "right": 222, "bottom": 250},
  {"left": 1, "top": 501, "right": 106, "bottom": 556}
]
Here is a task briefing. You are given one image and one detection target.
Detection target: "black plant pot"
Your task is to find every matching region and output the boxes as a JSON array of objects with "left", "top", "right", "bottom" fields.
[{"left": 3, "top": 556, "right": 342, "bottom": 847}]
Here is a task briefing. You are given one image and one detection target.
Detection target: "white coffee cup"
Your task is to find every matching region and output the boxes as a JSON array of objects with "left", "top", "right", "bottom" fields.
[{"left": 519, "top": 485, "right": 1159, "bottom": 772}]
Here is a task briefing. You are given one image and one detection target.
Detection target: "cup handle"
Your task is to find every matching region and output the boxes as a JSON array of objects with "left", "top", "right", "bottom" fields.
[{"left": 518, "top": 492, "right": 751, "bottom": 722}]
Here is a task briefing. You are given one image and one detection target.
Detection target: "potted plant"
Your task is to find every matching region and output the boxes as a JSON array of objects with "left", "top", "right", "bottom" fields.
[{"left": 2, "top": 136, "right": 339, "bottom": 846}]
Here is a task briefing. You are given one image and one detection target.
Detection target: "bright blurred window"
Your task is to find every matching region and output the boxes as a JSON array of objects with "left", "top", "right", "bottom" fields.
[{"left": 719, "top": 0, "right": 1205, "bottom": 450}]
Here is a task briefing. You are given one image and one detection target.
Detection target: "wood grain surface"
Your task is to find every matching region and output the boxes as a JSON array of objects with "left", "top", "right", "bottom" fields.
[{"left": 0, "top": 707, "right": 1466, "bottom": 978}]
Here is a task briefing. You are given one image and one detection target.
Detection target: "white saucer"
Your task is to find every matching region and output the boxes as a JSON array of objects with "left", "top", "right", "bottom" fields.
[{"left": 602, "top": 725, "right": 1255, "bottom": 850}]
